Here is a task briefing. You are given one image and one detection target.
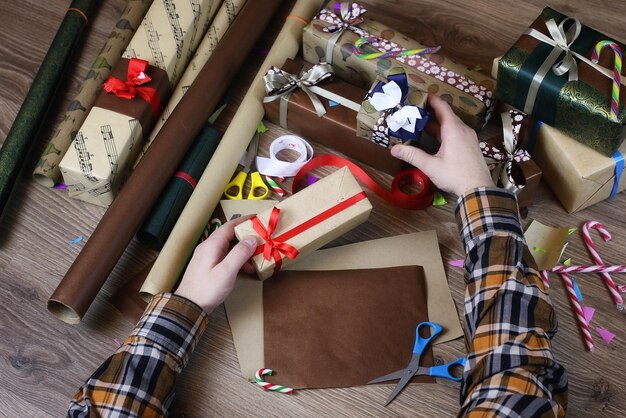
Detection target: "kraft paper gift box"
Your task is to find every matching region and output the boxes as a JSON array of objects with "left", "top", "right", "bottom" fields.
[
  {"left": 263, "top": 58, "right": 405, "bottom": 175},
  {"left": 532, "top": 122, "right": 626, "bottom": 213},
  {"left": 356, "top": 73, "right": 437, "bottom": 152},
  {"left": 234, "top": 167, "right": 372, "bottom": 280},
  {"left": 496, "top": 7, "right": 626, "bottom": 157},
  {"left": 302, "top": 1, "right": 495, "bottom": 130},
  {"left": 60, "top": 58, "right": 170, "bottom": 206},
  {"left": 481, "top": 110, "right": 542, "bottom": 208}
]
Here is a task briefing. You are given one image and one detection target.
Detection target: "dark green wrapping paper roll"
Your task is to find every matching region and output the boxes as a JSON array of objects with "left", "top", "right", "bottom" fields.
[
  {"left": 137, "top": 124, "right": 222, "bottom": 250},
  {"left": 0, "top": 0, "right": 98, "bottom": 220}
]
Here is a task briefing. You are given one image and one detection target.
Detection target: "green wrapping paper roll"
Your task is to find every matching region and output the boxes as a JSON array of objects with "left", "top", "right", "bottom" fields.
[
  {"left": 0, "top": 0, "right": 98, "bottom": 220},
  {"left": 137, "top": 123, "right": 222, "bottom": 250}
]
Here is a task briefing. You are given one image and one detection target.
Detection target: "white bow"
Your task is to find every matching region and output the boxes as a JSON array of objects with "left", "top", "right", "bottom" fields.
[
  {"left": 386, "top": 106, "right": 422, "bottom": 133},
  {"left": 369, "top": 80, "right": 422, "bottom": 132},
  {"left": 370, "top": 80, "right": 403, "bottom": 111}
]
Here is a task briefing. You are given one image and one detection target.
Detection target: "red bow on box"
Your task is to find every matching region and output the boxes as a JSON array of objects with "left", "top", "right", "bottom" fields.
[
  {"left": 103, "top": 58, "right": 161, "bottom": 118},
  {"left": 251, "top": 207, "right": 300, "bottom": 273}
]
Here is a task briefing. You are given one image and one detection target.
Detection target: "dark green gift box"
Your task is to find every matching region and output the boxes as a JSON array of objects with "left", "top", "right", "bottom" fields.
[{"left": 497, "top": 7, "right": 626, "bottom": 156}]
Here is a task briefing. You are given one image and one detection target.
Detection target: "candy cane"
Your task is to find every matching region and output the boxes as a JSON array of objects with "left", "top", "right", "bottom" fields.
[
  {"left": 539, "top": 270, "right": 550, "bottom": 288},
  {"left": 591, "top": 40, "right": 622, "bottom": 122},
  {"left": 552, "top": 265, "right": 626, "bottom": 274},
  {"left": 353, "top": 36, "right": 440, "bottom": 60},
  {"left": 265, "top": 175, "right": 286, "bottom": 197},
  {"left": 255, "top": 368, "right": 294, "bottom": 394},
  {"left": 559, "top": 272, "right": 594, "bottom": 351},
  {"left": 582, "top": 221, "right": 623, "bottom": 310}
]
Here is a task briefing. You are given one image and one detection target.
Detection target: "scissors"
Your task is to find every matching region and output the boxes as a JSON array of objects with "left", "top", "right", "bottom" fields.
[
  {"left": 368, "top": 322, "right": 466, "bottom": 406},
  {"left": 224, "top": 133, "right": 269, "bottom": 200}
]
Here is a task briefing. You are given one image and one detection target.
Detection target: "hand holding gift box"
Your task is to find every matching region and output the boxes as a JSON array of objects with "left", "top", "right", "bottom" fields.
[{"left": 497, "top": 7, "right": 626, "bottom": 156}]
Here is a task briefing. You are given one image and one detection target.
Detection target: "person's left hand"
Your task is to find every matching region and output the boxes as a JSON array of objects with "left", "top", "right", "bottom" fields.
[{"left": 175, "top": 216, "right": 257, "bottom": 314}]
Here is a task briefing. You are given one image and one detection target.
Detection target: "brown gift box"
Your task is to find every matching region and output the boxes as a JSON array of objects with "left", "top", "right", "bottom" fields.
[
  {"left": 533, "top": 123, "right": 626, "bottom": 213},
  {"left": 263, "top": 58, "right": 405, "bottom": 175},
  {"left": 234, "top": 167, "right": 372, "bottom": 280},
  {"left": 60, "top": 58, "right": 170, "bottom": 206},
  {"left": 303, "top": 1, "right": 495, "bottom": 130},
  {"left": 482, "top": 111, "right": 542, "bottom": 208}
]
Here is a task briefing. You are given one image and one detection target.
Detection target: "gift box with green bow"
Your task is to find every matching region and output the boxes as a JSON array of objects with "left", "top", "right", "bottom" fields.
[{"left": 497, "top": 7, "right": 626, "bottom": 157}]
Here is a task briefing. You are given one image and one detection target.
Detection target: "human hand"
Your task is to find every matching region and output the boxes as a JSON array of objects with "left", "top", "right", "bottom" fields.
[
  {"left": 390, "top": 94, "right": 494, "bottom": 196},
  {"left": 175, "top": 216, "right": 257, "bottom": 314}
]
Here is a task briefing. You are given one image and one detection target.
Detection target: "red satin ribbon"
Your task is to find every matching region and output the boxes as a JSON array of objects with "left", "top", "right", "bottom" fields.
[
  {"left": 251, "top": 191, "right": 368, "bottom": 273},
  {"left": 103, "top": 58, "right": 161, "bottom": 118},
  {"left": 292, "top": 155, "right": 434, "bottom": 210}
]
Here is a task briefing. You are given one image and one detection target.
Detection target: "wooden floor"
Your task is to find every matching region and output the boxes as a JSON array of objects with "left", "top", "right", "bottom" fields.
[{"left": 1, "top": 0, "right": 626, "bottom": 416}]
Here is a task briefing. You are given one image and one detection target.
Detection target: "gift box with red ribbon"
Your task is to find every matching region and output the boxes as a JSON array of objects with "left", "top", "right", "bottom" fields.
[
  {"left": 480, "top": 110, "right": 542, "bottom": 208},
  {"left": 234, "top": 167, "right": 372, "bottom": 281},
  {"left": 303, "top": 1, "right": 495, "bottom": 130},
  {"left": 60, "top": 58, "right": 170, "bottom": 206}
]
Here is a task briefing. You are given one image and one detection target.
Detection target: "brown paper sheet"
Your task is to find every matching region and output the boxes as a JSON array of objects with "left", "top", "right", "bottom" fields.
[
  {"left": 225, "top": 230, "right": 463, "bottom": 380},
  {"left": 140, "top": 0, "right": 327, "bottom": 298},
  {"left": 264, "top": 266, "right": 433, "bottom": 389},
  {"left": 48, "top": 0, "right": 283, "bottom": 324},
  {"left": 524, "top": 220, "right": 570, "bottom": 270}
]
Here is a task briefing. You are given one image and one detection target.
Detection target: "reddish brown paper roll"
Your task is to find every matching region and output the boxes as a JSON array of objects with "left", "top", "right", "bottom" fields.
[{"left": 48, "top": 0, "right": 283, "bottom": 324}]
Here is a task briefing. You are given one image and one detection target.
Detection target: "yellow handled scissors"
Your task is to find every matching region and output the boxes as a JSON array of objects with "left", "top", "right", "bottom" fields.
[{"left": 224, "top": 133, "right": 269, "bottom": 200}]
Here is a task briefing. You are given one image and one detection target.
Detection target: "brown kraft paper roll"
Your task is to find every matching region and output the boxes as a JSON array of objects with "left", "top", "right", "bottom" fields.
[{"left": 48, "top": 0, "right": 283, "bottom": 324}]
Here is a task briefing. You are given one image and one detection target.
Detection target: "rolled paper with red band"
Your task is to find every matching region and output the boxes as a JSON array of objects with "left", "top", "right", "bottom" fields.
[{"left": 292, "top": 154, "right": 434, "bottom": 210}]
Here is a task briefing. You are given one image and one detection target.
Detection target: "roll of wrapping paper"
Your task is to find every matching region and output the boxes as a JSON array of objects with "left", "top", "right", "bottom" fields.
[
  {"left": 47, "top": 0, "right": 282, "bottom": 324},
  {"left": 0, "top": 0, "right": 98, "bottom": 219},
  {"left": 133, "top": 0, "right": 247, "bottom": 167},
  {"left": 32, "top": 0, "right": 153, "bottom": 187},
  {"left": 136, "top": 123, "right": 222, "bottom": 250},
  {"left": 139, "top": 0, "right": 326, "bottom": 298}
]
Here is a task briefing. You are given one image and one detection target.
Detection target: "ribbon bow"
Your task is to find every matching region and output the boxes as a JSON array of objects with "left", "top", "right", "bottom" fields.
[
  {"left": 316, "top": 2, "right": 369, "bottom": 64},
  {"left": 263, "top": 63, "right": 335, "bottom": 128},
  {"left": 102, "top": 58, "right": 161, "bottom": 117},
  {"left": 367, "top": 73, "right": 428, "bottom": 147},
  {"left": 251, "top": 207, "right": 299, "bottom": 274},
  {"left": 480, "top": 110, "right": 531, "bottom": 193}
]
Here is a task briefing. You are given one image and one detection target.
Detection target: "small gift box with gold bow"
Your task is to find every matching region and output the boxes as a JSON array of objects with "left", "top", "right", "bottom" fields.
[
  {"left": 357, "top": 73, "right": 437, "bottom": 152},
  {"left": 303, "top": 1, "right": 495, "bottom": 130},
  {"left": 263, "top": 58, "right": 405, "bottom": 175},
  {"left": 234, "top": 167, "right": 372, "bottom": 280},
  {"left": 480, "top": 110, "right": 542, "bottom": 208},
  {"left": 60, "top": 58, "right": 170, "bottom": 206},
  {"left": 497, "top": 7, "right": 626, "bottom": 156}
]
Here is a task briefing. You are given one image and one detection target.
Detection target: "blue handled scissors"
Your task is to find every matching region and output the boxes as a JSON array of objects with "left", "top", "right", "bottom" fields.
[{"left": 367, "top": 322, "right": 466, "bottom": 406}]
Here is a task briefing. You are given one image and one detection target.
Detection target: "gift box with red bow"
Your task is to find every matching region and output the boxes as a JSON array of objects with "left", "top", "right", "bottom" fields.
[
  {"left": 234, "top": 167, "right": 372, "bottom": 281},
  {"left": 480, "top": 110, "right": 542, "bottom": 208},
  {"left": 303, "top": 1, "right": 495, "bottom": 130},
  {"left": 59, "top": 58, "right": 170, "bottom": 206}
]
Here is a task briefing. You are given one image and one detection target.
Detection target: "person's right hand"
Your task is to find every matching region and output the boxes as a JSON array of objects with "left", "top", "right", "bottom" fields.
[{"left": 390, "top": 94, "right": 494, "bottom": 197}]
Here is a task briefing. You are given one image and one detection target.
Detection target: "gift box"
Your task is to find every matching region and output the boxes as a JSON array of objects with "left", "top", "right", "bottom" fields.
[
  {"left": 480, "top": 110, "right": 542, "bottom": 208},
  {"left": 302, "top": 1, "right": 495, "bottom": 130},
  {"left": 263, "top": 58, "right": 405, "bottom": 175},
  {"left": 497, "top": 7, "right": 626, "bottom": 156},
  {"left": 60, "top": 58, "right": 170, "bottom": 206},
  {"left": 532, "top": 122, "right": 626, "bottom": 212},
  {"left": 234, "top": 167, "right": 372, "bottom": 280},
  {"left": 356, "top": 73, "right": 432, "bottom": 149}
]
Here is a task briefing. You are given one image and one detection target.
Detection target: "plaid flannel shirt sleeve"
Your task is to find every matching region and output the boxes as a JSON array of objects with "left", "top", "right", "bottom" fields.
[
  {"left": 68, "top": 293, "right": 208, "bottom": 418},
  {"left": 455, "top": 188, "right": 568, "bottom": 418}
]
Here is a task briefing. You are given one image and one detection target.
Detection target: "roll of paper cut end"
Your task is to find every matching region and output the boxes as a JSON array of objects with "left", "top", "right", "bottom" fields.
[{"left": 48, "top": 299, "right": 82, "bottom": 324}]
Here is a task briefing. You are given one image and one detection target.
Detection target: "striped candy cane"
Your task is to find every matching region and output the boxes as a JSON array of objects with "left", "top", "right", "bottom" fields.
[
  {"left": 559, "top": 272, "right": 595, "bottom": 351},
  {"left": 591, "top": 40, "right": 622, "bottom": 122},
  {"left": 255, "top": 368, "right": 294, "bottom": 394},
  {"left": 539, "top": 270, "right": 550, "bottom": 288},
  {"left": 582, "top": 221, "right": 623, "bottom": 310},
  {"left": 265, "top": 175, "right": 286, "bottom": 197}
]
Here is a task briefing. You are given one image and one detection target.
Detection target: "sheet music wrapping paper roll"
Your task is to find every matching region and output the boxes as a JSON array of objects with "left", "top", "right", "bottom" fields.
[
  {"left": 59, "top": 0, "right": 219, "bottom": 206},
  {"left": 32, "top": 0, "right": 154, "bottom": 187}
]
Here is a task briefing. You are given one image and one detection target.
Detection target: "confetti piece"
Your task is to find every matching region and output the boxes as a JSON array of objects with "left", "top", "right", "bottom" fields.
[
  {"left": 306, "top": 175, "right": 319, "bottom": 186},
  {"left": 571, "top": 277, "right": 583, "bottom": 302},
  {"left": 448, "top": 259, "right": 464, "bottom": 268},
  {"left": 432, "top": 192, "right": 447, "bottom": 206},
  {"left": 114, "top": 338, "right": 122, "bottom": 348},
  {"left": 255, "top": 368, "right": 294, "bottom": 394},
  {"left": 329, "top": 100, "right": 339, "bottom": 107},
  {"left": 68, "top": 235, "right": 84, "bottom": 244},
  {"left": 533, "top": 246, "right": 547, "bottom": 253},
  {"left": 582, "top": 306, "right": 596, "bottom": 323},
  {"left": 596, "top": 327, "right": 616, "bottom": 345},
  {"left": 53, "top": 182, "right": 67, "bottom": 189},
  {"left": 563, "top": 258, "right": 572, "bottom": 266},
  {"left": 568, "top": 228, "right": 577, "bottom": 235},
  {"left": 471, "top": 64, "right": 483, "bottom": 72},
  {"left": 257, "top": 121, "right": 268, "bottom": 134}
]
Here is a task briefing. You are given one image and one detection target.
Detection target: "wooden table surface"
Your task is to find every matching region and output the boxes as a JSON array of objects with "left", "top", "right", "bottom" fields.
[{"left": 1, "top": 0, "right": 625, "bottom": 416}]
